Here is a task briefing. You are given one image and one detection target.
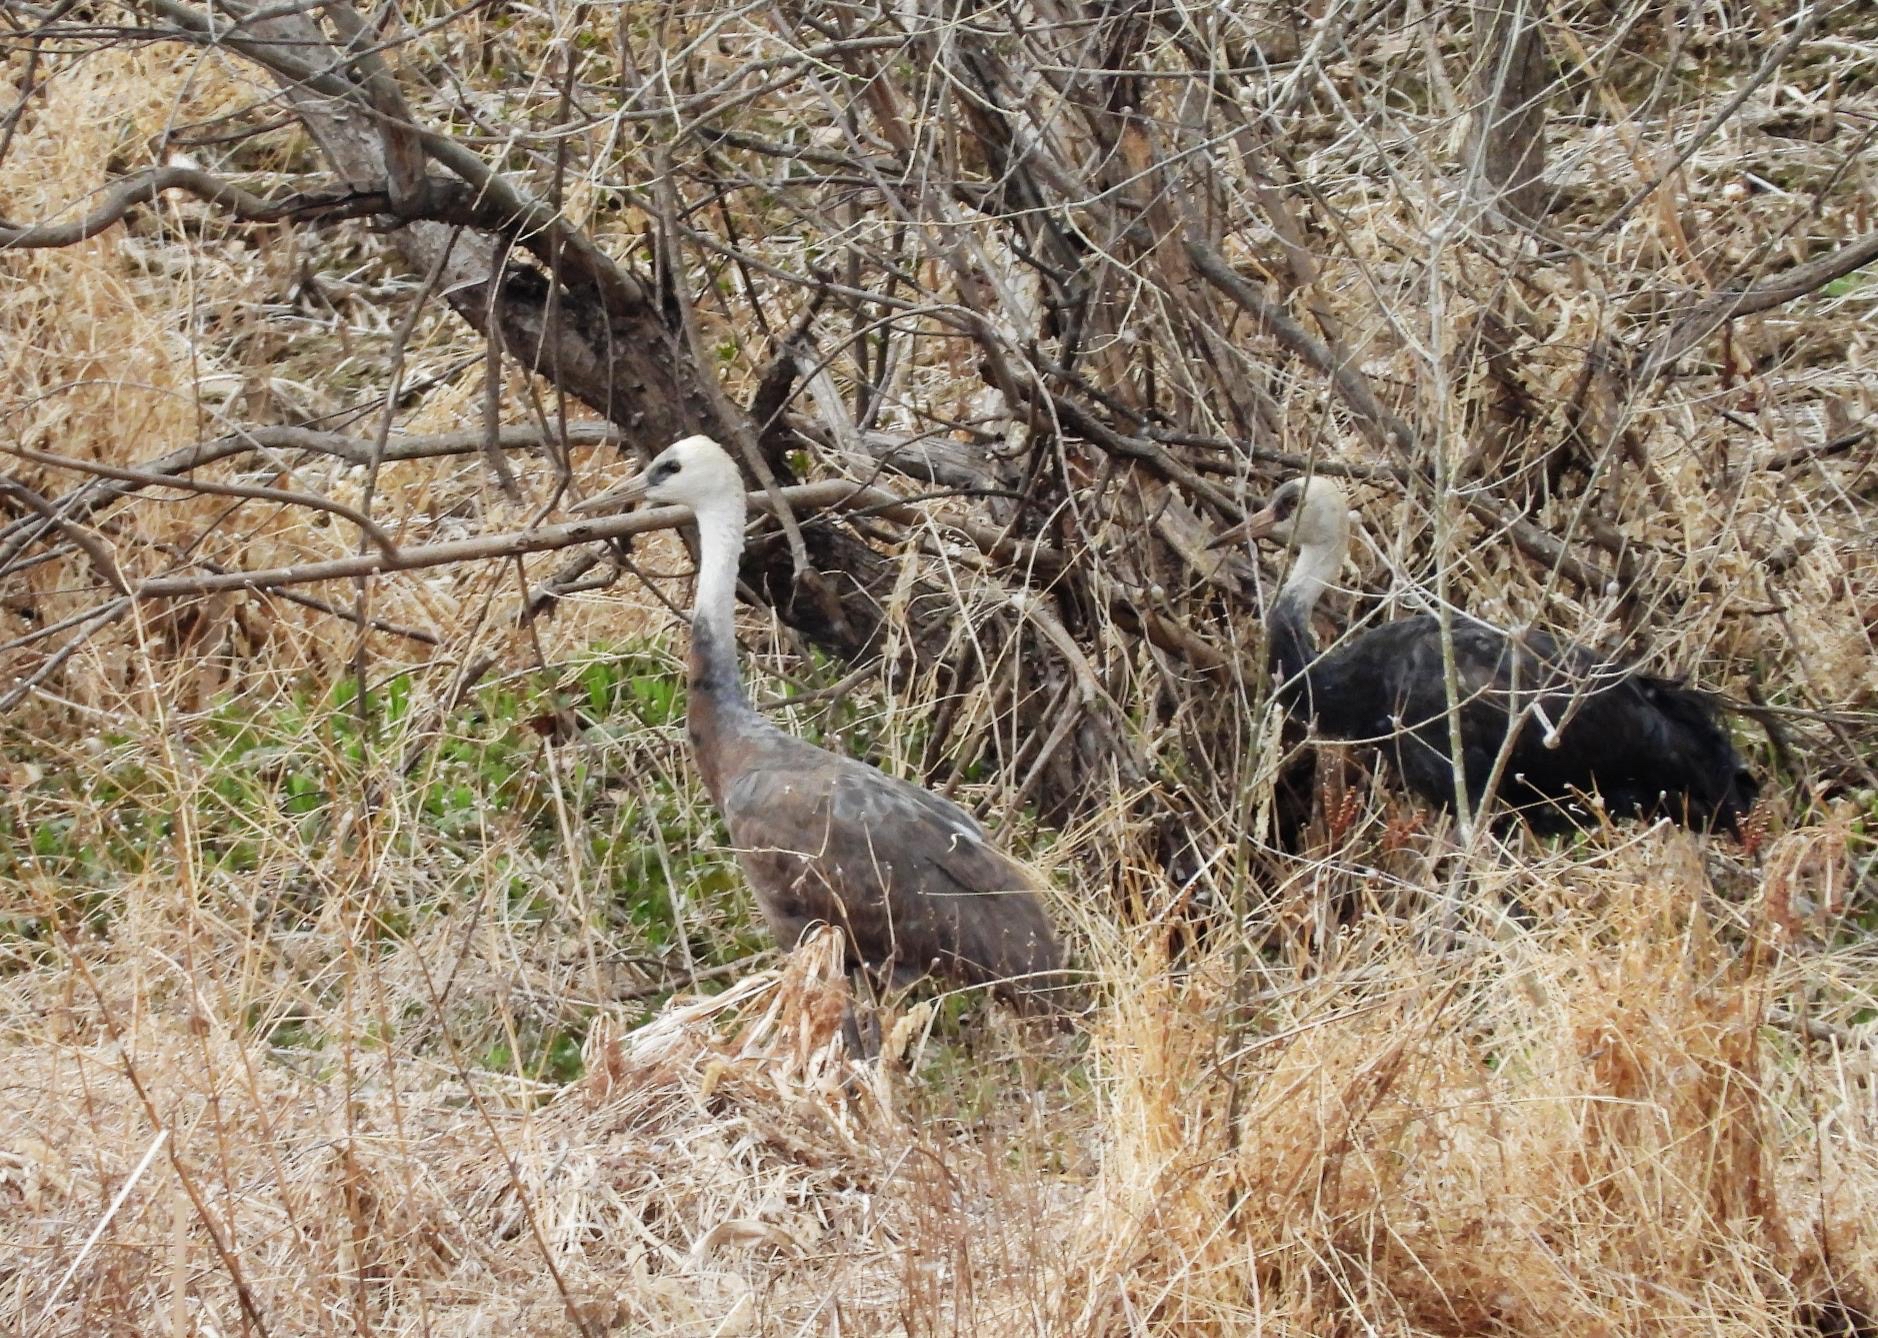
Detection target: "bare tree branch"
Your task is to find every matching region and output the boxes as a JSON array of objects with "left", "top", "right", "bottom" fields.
[
  {"left": 4, "top": 444, "right": 402, "bottom": 558},
  {"left": 1644, "top": 228, "right": 1878, "bottom": 377},
  {"left": 0, "top": 478, "right": 129, "bottom": 595},
  {"left": 126, "top": 480, "right": 1056, "bottom": 599},
  {"left": 0, "top": 166, "right": 400, "bottom": 249},
  {"left": 0, "top": 424, "right": 621, "bottom": 576}
]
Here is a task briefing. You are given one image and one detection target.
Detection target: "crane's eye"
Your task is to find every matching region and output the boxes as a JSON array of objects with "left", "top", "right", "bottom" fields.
[
  {"left": 649, "top": 460, "right": 679, "bottom": 483},
  {"left": 1273, "top": 489, "right": 1298, "bottom": 520}
]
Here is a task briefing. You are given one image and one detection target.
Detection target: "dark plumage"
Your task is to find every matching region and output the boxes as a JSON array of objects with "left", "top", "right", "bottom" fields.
[
  {"left": 1214, "top": 476, "right": 1757, "bottom": 835},
  {"left": 585, "top": 435, "right": 1067, "bottom": 1012}
]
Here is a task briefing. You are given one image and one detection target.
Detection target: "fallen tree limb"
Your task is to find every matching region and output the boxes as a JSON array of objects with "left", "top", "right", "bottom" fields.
[{"left": 128, "top": 479, "right": 1062, "bottom": 599}]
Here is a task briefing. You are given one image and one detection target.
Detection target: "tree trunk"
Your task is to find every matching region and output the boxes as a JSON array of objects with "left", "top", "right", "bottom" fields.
[{"left": 1466, "top": 0, "right": 1551, "bottom": 227}]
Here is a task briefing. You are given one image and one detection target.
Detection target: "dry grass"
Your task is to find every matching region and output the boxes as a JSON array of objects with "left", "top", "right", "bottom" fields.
[
  {"left": 4, "top": 3, "right": 1878, "bottom": 1335},
  {"left": 1073, "top": 844, "right": 1877, "bottom": 1334},
  {"left": 6, "top": 782, "right": 1874, "bottom": 1334}
]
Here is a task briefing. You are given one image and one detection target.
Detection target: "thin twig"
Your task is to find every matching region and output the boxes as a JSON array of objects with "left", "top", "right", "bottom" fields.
[
  {"left": 0, "top": 423, "right": 620, "bottom": 562},
  {"left": 0, "top": 477, "right": 129, "bottom": 594},
  {"left": 4, "top": 443, "right": 401, "bottom": 558}
]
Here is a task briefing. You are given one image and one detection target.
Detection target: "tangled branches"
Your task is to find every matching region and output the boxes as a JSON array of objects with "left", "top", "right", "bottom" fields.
[{"left": 3, "top": 0, "right": 1874, "bottom": 863}]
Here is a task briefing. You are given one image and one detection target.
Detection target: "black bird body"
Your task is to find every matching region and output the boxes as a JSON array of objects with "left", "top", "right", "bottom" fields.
[
  {"left": 1276, "top": 609, "right": 1754, "bottom": 834},
  {"left": 1219, "top": 477, "right": 1756, "bottom": 835},
  {"left": 589, "top": 435, "right": 1066, "bottom": 1012}
]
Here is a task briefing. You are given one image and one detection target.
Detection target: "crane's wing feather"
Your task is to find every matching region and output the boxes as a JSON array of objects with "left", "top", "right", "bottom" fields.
[
  {"left": 717, "top": 739, "right": 1065, "bottom": 1008},
  {"left": 1306, "top": 615, "right": 1750, "bottom": 830}
]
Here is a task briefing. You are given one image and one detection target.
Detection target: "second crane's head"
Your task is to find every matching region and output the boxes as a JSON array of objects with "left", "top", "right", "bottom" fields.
[
  {"left": 1211, "top": 474, "right": 1351, "bottom": 557},
  {"left": 638, "top": 434, "right": 744, "bottom": 511},
  {"left": 576, "top": 434, "right": 745, "bottom": 518}
]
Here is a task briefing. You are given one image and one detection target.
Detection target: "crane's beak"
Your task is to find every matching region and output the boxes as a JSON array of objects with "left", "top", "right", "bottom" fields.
[
  {"left": 569, "top": 474, "right": 650, "bottom": 516},
  {"left": 1206, "top": 502, "right": 1280, "bottom": 550}
]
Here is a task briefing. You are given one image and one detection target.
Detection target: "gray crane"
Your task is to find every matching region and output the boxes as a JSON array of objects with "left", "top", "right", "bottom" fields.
[{"left": 583, "top": 434, "right": 1069, "bottom": 1015}]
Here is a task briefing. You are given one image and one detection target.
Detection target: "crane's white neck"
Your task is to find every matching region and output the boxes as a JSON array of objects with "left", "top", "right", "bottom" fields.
[
  {"left": 688, "top": 491, "right": 749, "bottom": 701},
  {"left": 1277, "top": 535, "right": 1343, "bottom": 621}
]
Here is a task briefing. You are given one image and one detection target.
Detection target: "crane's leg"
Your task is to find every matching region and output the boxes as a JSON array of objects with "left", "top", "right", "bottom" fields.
[{"left": 839, "top": 992, "right": 882, "bottom": 1060}]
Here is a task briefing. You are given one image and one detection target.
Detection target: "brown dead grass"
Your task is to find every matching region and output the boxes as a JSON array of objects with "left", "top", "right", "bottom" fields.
[
  {"left": 1071, "top": 846, "right": 1864, "bottom": 1336},
  {"left": 5, "top": 817, "right": 1873, "bottom": 1335}
]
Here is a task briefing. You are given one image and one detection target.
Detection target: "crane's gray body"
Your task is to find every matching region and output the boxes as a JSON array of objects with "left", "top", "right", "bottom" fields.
[
  {"left": 691, "top": 662, "right": 1064, "bottom": 1008},
  {"left": 627, "top": 435, "right": 1067, "bottom": 1014}
]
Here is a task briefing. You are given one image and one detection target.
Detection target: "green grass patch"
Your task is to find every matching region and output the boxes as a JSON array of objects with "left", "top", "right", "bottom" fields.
[{"left": 0, "top": 644, "right": 755, "bottom": 984}]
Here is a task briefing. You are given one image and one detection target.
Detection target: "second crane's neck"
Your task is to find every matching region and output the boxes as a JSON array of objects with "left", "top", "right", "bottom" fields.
[
  {"left": 687, "top": 491, "right": 751, "bottom": 710},
  {"left": 1277, "top": 534, "right": 1342, "bottom": 624},
  {"left": 1269, "top": 534, "right": 1343, "bottom": 686}
]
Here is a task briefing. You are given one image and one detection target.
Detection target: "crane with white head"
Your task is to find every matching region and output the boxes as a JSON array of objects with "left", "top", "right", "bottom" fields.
[
  {"left": 584, "top": 434, "right": 1069, "bottom": 1013},
  {"left": 1212, "top": 474, "right": 1757, "bottom": 835}
]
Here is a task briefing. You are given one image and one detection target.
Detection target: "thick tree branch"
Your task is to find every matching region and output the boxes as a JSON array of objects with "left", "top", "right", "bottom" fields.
[
  {"left": 0, "top": 166, "right": 398, "bottom": 248},
  {"left": 1643, "top": 228, "right": 1878, "bottom": 377},
  {"left": 144, "top": 0, "right": 651, "bottom": 320}
]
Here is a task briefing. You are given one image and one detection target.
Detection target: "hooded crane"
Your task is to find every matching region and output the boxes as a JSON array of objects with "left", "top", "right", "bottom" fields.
[
  {"left": 582, "top": 434, "right": 1068, "bottom": 1013},
  {"left": 1211, "top": 475, "right": 1757, "bottom": 835}
]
